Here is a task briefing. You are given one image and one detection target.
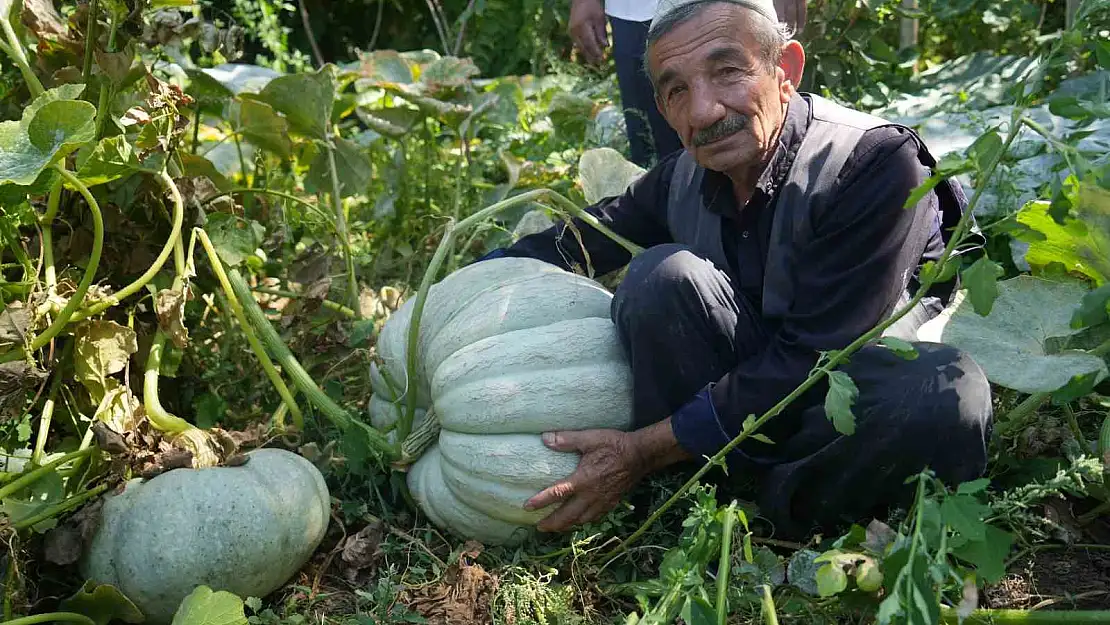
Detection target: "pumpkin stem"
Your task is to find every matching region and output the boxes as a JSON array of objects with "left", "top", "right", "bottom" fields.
[{"left": 397, "top": 407, "right": 440, "bottom": 468}]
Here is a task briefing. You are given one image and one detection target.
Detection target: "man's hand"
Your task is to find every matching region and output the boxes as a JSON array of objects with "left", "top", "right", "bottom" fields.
[
  {"left": 525, "top": 429, "right": 643, "bottom": 532},
  {"left": 525, "top": 419, "right": 693, "bottom": 533},
  {"left": 775, "top": 0, "right": 807, "bottom": 32},
  {"left": 569, "top": 0, "right": 608, "bottom": 65}
]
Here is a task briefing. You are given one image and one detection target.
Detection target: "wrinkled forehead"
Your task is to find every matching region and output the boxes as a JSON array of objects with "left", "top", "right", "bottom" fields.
[{"left": 646, "top": 5, "right": 764, "bottom": 83}]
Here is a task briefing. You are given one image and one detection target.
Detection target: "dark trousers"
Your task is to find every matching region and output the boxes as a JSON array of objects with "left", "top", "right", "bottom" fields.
[
  {"left": 609, "top": 16, "right": 683, "bottom": 168},
  {"left": 610, "top": 244, "right": 994, "bottom": 538}
]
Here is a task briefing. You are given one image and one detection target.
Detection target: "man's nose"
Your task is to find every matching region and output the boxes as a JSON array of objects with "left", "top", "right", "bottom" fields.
[{"left": 687, "top": 83, "right": 727, "bottom": 130}]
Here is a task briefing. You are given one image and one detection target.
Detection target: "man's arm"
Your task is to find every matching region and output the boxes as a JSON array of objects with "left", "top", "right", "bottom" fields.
[
  {"left": 495, "top": 154, "right": 679, "bottom": 275},
  {"left": 526, "top": 127, "right": 942, "bottom": 532},
  {"left": 669, "top": 126, "right": 940, "bottom": 463}
]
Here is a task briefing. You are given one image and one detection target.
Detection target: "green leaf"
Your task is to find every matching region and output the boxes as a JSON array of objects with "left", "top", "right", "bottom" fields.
[
  {"left": 306, "top": 136, "right": 371, "bottom": 198},
  {"left": 238, "top": 99, "right": 291, "bottom": 159},
  {"left": 253, "top": 65, "right": 338, "bottom": 141},
  {"left": 956, "top": 478, "right": 991, "bottom": 495},
  {"left": 204, "top": 213, "right": 264, "bottom": 268},
  {"left": 940, "top": 494, "right": 991, "bottom": 541},
  {"left": 741, "top": 414, "right": 775, "bottom": 444},
  {"left": 171, "top": 586, "right": 248, "bottom": 625},
  {"left": 1050, "top": 368, "right": 1105, "bottom": 405},
  {"left": 950, "top": 524, "right": 1013, "bottom": 583},
  {"left": 59, "top": 581, "right": 145, "bottom": 625},
  {"left": 967, "top": 130, "right": 1004, "bottom": 173},
  {"left": 0, "top": 91, "right": 97, "bottom": 185},
  {"left": 76, "top": 136, "right": 144, "bottom": 186},
  {"left": 877, "top": 336, "right": 919, "bottom": 360},
  {"left": 577, "top": 148, "right": 646, "bottom": 205},
  {"left": 1070, "top": 283, "right": 1110, "bottom": 329},
  {"left": 193, "top": 391, "right": 227, "bottom": 429},
  {"left": 917, "top": 276, "right": 1109, "bottom": 393},
  {"left": 347, "top": 319, "right": 377, "bottom": 348},
  {"left": 678, "top": 596, "right": 715, "bottom": 625},
  {"left": 1017, "top": 187, "right": 1110, "bottom": 285},
  {"left": 824, "top": 371, "right": 859, "bottom": 436},
  {"left": 903, "top": 175, "right": 942, "bottom": 210},
  {"left": 816, "top": 562, "right": 849, "bottom": 597},
  {"left": 962, "top": 257, "right": 1005, "bottom": 316}
]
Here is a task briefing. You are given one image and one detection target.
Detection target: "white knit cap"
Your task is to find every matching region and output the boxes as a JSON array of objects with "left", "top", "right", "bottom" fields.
[{"left": 650, "top": 0, "right": 780, "bottom": 27}]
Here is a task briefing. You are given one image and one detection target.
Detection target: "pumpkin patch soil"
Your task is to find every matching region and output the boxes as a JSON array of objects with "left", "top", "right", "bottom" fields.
[{"left": 984, "top": 547, "right": 1110, "bottom": 610}]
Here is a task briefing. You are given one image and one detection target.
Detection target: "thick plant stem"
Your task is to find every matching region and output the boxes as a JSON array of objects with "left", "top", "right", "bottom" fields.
[
  {"left": 41, "top": 181, "right": 62, "bottom": 290},
  {"left": 225, "top": 267, "right": 397, "bottom": 458},
  {"left": 0, "top": 16, "right": 44, "bottom": 98},
  {"left": 396, "top": 188, "right": 644, "bottom": 441},
  {"left": 72, "top": 170, "right": 185, "bottom": 322},
  {"left": 716, "top": 503, "right": 738, "bottom": 625},
  {"left": 0, "top": 613, "right": 97, "bottom": 625},
  {"left": 195, "top": 229, "right": 304, "bottom": 430},
  {"left": 760, "top": 586, "right": 780, "bottom": 625},
  {"left": 603, "top": 108, "right": 1030, "bottom": 563},
  {"left": 941, "top": 607, "right": 1110, "bottom": 623},
  {"left": 32, "top": 343, "right": 70, "bottom": 466},
  {"left": 143, "top": 331, "right": 194, "bottom": 434},
  {"left": 13, "top": 483, "right": 108, "bottom": 530},
  {"left": 326, "top": 139, "right": 362, "bottom": 316},
  {"left": 26, "top": 168, "right": 104, "bottom": 352},
  {"left": 0, "top": 448, "right": 94, "bottom": 501}
]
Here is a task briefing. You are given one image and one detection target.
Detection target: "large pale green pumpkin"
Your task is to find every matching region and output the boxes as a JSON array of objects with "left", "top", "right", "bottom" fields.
[
  {"left": 81, "top": 448, "right": 330, "bottom": 624},
  {"left": 369, "top": 257, "right": 635, "bottom": 546}
]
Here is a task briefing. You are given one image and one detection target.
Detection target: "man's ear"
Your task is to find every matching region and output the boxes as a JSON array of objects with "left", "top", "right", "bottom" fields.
[{"left": 778, "top": 41, "right": 805, "bottom": 99}]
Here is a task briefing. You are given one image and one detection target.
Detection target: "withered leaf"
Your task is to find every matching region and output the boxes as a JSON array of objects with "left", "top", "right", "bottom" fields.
[
  {"left": 91, "top": 421, "right": 129, "bottom": 455},
  {"left": 0, "top": 360, "right": 47, "bottom": 421},
  {"left": 155, "top": 288, "right": 189, "bottom": 349},
  {"left": 74, "top": 320, "right": 138, "bottom": 391},
  {"left": 0, "top": 302, "right": 31, "bottom": 348}
]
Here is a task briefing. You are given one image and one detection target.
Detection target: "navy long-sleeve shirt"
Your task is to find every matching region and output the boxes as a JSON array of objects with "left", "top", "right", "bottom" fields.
[{"left": 494, "top": 93, "right": 950, "bottom": 461}]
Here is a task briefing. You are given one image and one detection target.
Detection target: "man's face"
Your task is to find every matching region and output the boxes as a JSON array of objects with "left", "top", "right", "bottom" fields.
[{"left": 648, "top": 5, "right": 795, "bottom": 176}]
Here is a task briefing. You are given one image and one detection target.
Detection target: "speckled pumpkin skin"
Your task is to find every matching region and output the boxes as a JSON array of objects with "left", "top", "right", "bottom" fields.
[{"left": 81, "top": 448, "right": 330, "bottom": 624}]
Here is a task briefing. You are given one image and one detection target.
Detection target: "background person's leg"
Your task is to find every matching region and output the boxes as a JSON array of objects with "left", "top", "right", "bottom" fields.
[{"left": 608, "top": 16, "right": 683, "bottom": 167}]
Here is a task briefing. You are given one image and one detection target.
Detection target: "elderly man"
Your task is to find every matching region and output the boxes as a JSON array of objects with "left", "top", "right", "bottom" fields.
[{"left": 483, "top": 0, "right": 993, "bottom": 539}]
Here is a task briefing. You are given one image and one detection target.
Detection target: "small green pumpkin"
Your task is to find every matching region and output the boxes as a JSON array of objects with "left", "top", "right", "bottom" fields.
[
  {"left": 81, "top": 448, "right": 330, "bottom": 624},
  {"left": 370, "top": 257, "right": 635, "bottom": 546}
]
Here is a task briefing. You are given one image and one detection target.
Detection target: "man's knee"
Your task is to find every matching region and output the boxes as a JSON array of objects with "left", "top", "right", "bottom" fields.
[
  {"left": 611, "top": 244, "right": 721, "bottom": 321},
  {"left": 856, "top": 341, "right": 993, "bottom": 480}
]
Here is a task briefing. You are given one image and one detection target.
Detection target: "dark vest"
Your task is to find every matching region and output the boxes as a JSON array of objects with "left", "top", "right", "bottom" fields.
[{"left": 665, "top": 93, "right": 973, "bottom": 328}]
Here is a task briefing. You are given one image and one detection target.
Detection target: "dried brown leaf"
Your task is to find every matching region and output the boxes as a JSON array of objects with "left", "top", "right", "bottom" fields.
[
  {"left": 155, "top": 288, "right": 189, "bottom": 349},
  {"left": 0, "top": 361, "right": 47, "bottom": 421}
]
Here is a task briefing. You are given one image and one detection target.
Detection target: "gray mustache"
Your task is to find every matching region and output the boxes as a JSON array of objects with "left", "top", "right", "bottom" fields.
[{"left": 693, "top": 115, "right": 749, "bottom": 147}]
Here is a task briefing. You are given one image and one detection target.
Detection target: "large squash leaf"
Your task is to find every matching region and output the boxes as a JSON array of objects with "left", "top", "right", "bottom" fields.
[
  {"left": 0, "top": 86, "right": 96, "bottom": 186},
  {"left": 917, "top": 275, "right": 1108, "bottom": 393},
  {"left": 577, "top": 147, "right": 646, "bottom": 205},
  {"left": 1016, "top": 185, "right": 1110, "bottom": 286},
  {"left": 251, "top": 65, "right": 337, "bottom": 141}
]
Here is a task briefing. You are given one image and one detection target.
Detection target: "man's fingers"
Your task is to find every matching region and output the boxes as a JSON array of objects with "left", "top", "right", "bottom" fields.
[
  {"left": 541, "top": 430, "right": 594, "bottom": 452},
  {"left": 537, "top": 496, "right": 591, "bottom": 533},
  {"left": 524, "top": 477, "right": 577, "bottom": 511}
]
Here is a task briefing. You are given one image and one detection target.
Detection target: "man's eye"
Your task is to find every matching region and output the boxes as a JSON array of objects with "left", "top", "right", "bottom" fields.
[{"left": 667, "top": 85, "right": 687, "bottom": 99}]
